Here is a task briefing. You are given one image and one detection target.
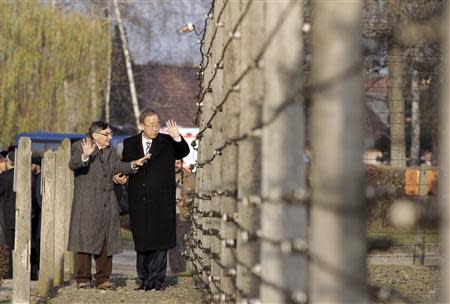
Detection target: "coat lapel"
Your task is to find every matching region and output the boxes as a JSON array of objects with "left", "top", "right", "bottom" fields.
[
  {"left": 137, "top": 132, "right": 145, "bottom": 158},
  {"left": 149, "top": 133, "right": 164, "bottom": 160}
]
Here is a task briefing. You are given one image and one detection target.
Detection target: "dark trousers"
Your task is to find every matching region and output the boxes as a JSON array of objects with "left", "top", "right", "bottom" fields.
[
  {"left": 76, "top": 241, "right": 112, "bottom": 286},
  {"left": 168, "top": 219, "right": 191, "bottom": 273},
  {"left": 136, "top": 249, "right": 167, "bottom": 287}
]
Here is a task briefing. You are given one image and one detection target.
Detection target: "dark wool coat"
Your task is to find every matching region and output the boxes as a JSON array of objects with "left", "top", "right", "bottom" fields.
[
  {"left": 122, "top": 133, "right": 190, "bottom": 252},
  {"left": 0, "top": 169, "right": 14, "bottom": 245},
  {"left": 68, "top": 140, "right": 136, "bottom": 255}
]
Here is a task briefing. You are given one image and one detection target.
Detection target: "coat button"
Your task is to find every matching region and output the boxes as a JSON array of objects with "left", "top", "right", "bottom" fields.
[
  {"left": 104, "top": 174, "right": 107, "bottom": 178},
  {"left": 143, "top": 197, "right": 146, "bottom": 201},
  {"left": 142, "top": 183, "right": 146, "bottom": 187}
]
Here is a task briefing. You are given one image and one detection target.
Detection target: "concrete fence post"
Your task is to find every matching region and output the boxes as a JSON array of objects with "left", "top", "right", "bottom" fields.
[
  {"left": 309, "top": 0, "right": 367, "bottom": 303},
  {"left": 38, "top": 151, "right": 56, "bottom": 297},
  {"left": 12, "top": 137, "right": 32, "bottom": 304},
  {"left": 260, "top": 1, "right": 307, "bottom": 302},
  {"left": 53, "top": 145, "right": 67, "bottom": 285},
  {"left": 61, "top": 139, "right": 76, "bottom": 280}
]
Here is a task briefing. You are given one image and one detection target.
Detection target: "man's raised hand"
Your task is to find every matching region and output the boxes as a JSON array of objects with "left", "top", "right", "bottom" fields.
[
  {"left": 166, "top": 120, "right": 181, "bottom": 140},
  {"left": 81, "top": 138, "right": 96, "bottom": 159}
]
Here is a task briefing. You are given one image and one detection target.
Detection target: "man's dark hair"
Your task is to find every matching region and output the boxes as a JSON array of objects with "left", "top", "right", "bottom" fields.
[
  {"left": 6, "top": 151, "right": 15, "bottom": 165},
  {"left": 88, "top": 121, "right": 109, "bottom": 138},
  {"left": 139, "top": 108, "right": 160, "bottom": 124}
]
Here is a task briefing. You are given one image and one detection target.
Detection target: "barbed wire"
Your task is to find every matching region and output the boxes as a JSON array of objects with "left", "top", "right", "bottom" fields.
[{"left": 187, "top": 0, "right": 441, "bottom": 303}]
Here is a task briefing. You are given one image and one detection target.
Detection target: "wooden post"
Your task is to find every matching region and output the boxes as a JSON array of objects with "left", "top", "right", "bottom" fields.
[
  {"left": 210, "top": 0, "right": 225, "bottom": 300},
  {"left": 62, "top": 139, "right": 75, "bottom": 280},
  {"left": 237, "top": 0, "right": 264, "bottom": 301},
  {"left": 12, "top": 137, "right": 32, "bottom": 304},
  {"left": 310, "top": 0, "right": 367, "bottom": 303},
  {"left": 439, "top": 3, "right": 450, "bottom": 301},
  {"left": 413, "top": 165, "right": 427, "bottom": 265},
  {"left": 38, "top": 151, "right": 56, "bottom": 297},
  {"left": 53, "top": 145, "right": 67, "bottom": 285},
  {"left": 260, "top": 1, "right": 307, "bottom": 302}
]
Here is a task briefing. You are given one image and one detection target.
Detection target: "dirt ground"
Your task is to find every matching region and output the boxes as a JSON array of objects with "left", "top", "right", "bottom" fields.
[
  {"left": 368, "top": 265, "right": 440, "bottom": 303},
  {"left": 1, "top": 260, "right": 439, "bottom": 303},
  {"left": 40, "top": 274, "right": 208, "bottom": 304},
  {"left": 41, "top": 265, "right": 439, "bottom": 304}
]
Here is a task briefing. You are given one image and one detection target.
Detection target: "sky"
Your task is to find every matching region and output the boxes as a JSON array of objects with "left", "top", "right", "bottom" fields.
[
  {"left": 53, "top": 0, "right": 211, "bottom": 66},
  {"left": 121, "top": 1, "right": 211, "bottom": 66}
]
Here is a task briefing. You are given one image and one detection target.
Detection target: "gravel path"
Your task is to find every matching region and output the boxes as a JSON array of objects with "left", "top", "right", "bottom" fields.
[
  {"left": 1, "top": 260, "right": 439, "bottom": 303},
  {"left": 368, "top": 265, "right": 439, "bottom": 303},
  {"left": 43, "top": 274, "right": 207, "bottom": 304}
]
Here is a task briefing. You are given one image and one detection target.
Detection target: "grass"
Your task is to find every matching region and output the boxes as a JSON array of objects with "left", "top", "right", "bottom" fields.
[{"left": 368, "top": 228, "right": 440, "bottom": 245}]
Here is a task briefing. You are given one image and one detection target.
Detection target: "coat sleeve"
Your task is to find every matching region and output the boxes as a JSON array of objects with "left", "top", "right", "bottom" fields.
[
  {"left": 113, "top": 159, "right": 137, "bottom": 175},
  {"left": 68, "top": 140, "right": 90, "bottom": 171},
  {"left": 173, "top": 137, "right": 190, "bottom": 159}
]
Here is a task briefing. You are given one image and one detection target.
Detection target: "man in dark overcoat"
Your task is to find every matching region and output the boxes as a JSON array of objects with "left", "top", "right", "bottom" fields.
[
  {"left": 0, "top": 152, "right": 15, "bottom": 279},
  {"left": 68, "top": 121, "right": 149, "bottom": 289},
  {"left": 121, "top": 109, "right": 190, "bottom": 291}
]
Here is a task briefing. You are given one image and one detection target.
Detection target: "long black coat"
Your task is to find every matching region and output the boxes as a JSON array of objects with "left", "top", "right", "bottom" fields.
[
  {"left": 122, "top": 132, "right": 190, "bottom": 252},
  {"left": 0, "top": 170, "right": 39, "bottom": 248},
  {"left": 0, "top": 169, "right": 14, "bottom": 245}
]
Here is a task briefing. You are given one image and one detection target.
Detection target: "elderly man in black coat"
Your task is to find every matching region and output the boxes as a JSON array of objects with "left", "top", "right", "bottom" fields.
[{"left": 121, "top": 109, "right": 190, "bottom": 291}]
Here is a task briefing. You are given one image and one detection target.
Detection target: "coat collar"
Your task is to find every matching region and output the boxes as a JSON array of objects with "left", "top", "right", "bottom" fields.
[
  {"left": 94, "top": 145, "right": 111, "bottom": 163},
  {"left": 138, "top": 132, "right": 164, "bottom": 160}
]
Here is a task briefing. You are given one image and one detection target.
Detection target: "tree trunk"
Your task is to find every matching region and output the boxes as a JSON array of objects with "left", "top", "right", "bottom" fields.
[
  {"left": 410, "top": 69, "right": 421, "bottom": 165},
  {"left": 105, "top": 3, "right": 112, "bottom": 123},
  {"left": 309, "top": 0, "right": 367, "bottom": 303},
  {"left": 113, "top": 0, "right": 140, "bottom": 129},
  {"left": 387, "top": 0, "right": 406, "bottom": 167},
  {"left": 90, "top": 46, "right": 98, "bottom": 121}
]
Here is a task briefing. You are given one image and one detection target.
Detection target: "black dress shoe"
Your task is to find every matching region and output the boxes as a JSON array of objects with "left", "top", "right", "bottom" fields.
[
  {"left": 153, "top": 280, "right": 163, "bottom": 291},
  {"left": 134, "top": 284, "right": 146, "bottom": 291}
]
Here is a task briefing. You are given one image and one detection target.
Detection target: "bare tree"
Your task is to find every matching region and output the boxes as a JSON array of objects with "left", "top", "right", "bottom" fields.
[{"left": 113, "top": 0, "right": 140, "bottom": 129}]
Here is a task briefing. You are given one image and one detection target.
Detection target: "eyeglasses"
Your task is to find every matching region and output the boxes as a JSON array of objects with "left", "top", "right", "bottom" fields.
[
  {"left": 142, "top": 122, "right": 161, "bottom": 130},
  {"left": 96, "top": 132, "right": 113, "bottom": 138}
]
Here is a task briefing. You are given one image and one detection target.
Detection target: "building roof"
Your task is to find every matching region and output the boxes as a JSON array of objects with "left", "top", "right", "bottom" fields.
[{"left": 136, "top": 63, "right": 199, "bottom": 128}]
